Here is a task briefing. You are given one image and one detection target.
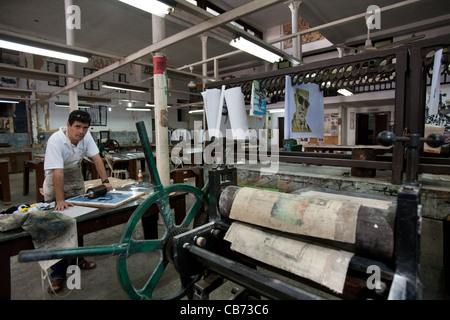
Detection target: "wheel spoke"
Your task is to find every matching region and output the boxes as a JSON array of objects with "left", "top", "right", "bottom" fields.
[
  {"left": 157, "top": 194, "right": 175, "bottom": 229},
  {"left": 120, "top": 191, "right": 162, "bottom": 241},
  {"left": 181, "top": 197, "right": 203, "bottom": 228},
  {"left": 138, "top": 257, "right": 166, "bottom": 299},
  {"left": 128, "top": 239, "right": 161, "bottom": 255}
]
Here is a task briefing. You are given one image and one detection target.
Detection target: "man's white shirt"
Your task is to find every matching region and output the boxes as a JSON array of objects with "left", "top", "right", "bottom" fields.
[{"left": 44, "top": 127, "right": 99, "bottom": 174}]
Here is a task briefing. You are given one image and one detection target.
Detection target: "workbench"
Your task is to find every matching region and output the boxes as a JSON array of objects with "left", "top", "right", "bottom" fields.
[
  {"left": 302, "top": 144, "right": 392, "bottom": 177},
  {"left": 0, "top": 184, "right": 187, "bottom": 300},
  {"left": 0, "top": 160, "right": 11, "bottom": 205}
]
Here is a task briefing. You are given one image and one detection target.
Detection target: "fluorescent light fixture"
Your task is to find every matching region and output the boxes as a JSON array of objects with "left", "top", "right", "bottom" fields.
[
  {"left": 0, "top": 39, "right": 89, "bottom": 63},
  {"left": 189, "top": 109, "right": 204, "bottom": 114},
  {"left": 102, "top": 82, "right": 148, "bottom": 93},
  {"left": 0, "top": 99, "right": 20, "bottom": 104},
  {"left": 126, "top": 107, "right": 152, "bottom": 112},
  {"left": 230, "top": 36, "right": 282, "bottom": 63},
  {"left": 55, "top": 103, "right": 91, "bottom": 108},
  {"left": 268, "top": 108, "right": 285, "bottom": 113},
  {"left": 118, "top": 0, "right": 175, "bottom": 18},
  {"left": 78, "top": 95, "right": 111, "bottom": 104},
  {"left": 338, "top": 88, "right": 353, "bottom": 96},
  {"left": 145, "top": 103, "right": 155, "bottom": 107}
]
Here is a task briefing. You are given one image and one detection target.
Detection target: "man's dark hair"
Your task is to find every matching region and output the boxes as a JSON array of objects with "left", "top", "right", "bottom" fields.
[{"left": 68, "top": 110, "right": 91, "bottom": 126}]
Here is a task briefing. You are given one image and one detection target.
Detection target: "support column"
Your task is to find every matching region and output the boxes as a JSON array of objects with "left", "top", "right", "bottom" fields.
[
  {"left": 201, "top": 35, "right": 208, "bottom": 88},
  {"left": 286, "top": 1, "right": 302, "bottom": 61},
  {"left": 201, "top": 35, "right": 208, "bottom": 141},
  {"left": 65, "top": 0, "right": 78, "bottom": 112},
  {"left": 213, "top": 59, "right": 219, "bottom": 79},
  {"left": 153, "top": 15, "right": 170, "bottom": 186}
]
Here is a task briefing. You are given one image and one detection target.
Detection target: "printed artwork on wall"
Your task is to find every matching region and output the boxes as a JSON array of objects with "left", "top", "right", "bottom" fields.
[
  {"left": 0, "top": 49, "right": 20, "bottom": 88},
  {"left": 324, "top": 113, "right": 339, "bottom": 136},
  {"left": 284, "top": 76, "right": 324, "bottom": 139},
  {"left": 282, "top": 19, "right": 325, "bottom": 50}
]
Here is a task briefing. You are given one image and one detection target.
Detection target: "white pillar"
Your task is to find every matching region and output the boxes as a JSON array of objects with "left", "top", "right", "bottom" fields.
[
  {"left": 200, "top": 35, "right": 208, "bottom": 142},
  {"left": 213, "top": 59, "right": 219, "bottom": 79},
  {"left": 201, "top": 35, "right": 208, "bottom": 88},
  {"left": 152, "top": 15, "right": 170, "bottom": 186},
  {"left": 286, "top": 1, "right": 302, "bottom": 61},
  {"left": 64, "top": 0, "right": 78, "bottom": 112}
]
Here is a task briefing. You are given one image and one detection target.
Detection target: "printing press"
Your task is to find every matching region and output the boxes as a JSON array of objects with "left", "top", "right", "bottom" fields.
[{"left": 18, "top": 122, "right": 444, "bottom": 300}]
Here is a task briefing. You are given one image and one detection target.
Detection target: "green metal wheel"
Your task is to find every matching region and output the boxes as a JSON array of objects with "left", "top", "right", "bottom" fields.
[{"left": 116, "top": 183, "right": 206, "bottom": 300}]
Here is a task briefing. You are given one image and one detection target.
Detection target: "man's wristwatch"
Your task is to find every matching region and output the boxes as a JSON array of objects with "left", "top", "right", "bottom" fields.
[{"left": 102, "top": 179, "right": 110, "bottom": 184}]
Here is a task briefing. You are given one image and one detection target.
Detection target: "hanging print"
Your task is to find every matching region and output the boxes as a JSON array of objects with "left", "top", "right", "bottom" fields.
[
  {"left": 284, "top": 75, "right": 324, "bottom": 139},
  {"left": 250, "top": 80, "right": 267, "bottom": 117}
]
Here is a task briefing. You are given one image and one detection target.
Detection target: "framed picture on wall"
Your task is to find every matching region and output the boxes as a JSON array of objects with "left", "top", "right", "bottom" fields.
[{"left": 83, "top": 105, "right": 107, "bottom": 126}]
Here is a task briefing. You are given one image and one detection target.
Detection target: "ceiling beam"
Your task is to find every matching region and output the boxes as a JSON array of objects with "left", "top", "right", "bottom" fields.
[
  {"left": 0, "top": 63, "right": 80, "bottom": 82},
  {"left": 36, "top": 0, "right": 286, "bottom": 105},
  {"left": 269, "top": 0, "right": 422, "bottom": 46},
  {"left": 172, "top": 0, "right": 301, "bottom": 65},
  {"left": 0, "top": 29, "right": 213, "bottom": 82},
  {"left": 345, "top": 13, "right": 450, "bottom": 45}
]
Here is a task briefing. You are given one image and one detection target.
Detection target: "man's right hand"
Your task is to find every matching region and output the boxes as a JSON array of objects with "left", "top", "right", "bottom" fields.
[{"left": 54, "top": 200, "right": 74, "bottom": 211}]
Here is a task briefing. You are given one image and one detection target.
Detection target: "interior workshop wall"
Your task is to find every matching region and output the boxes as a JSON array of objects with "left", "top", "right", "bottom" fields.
[{"left": 28, "top": 55, "right": 154, "bottom": 144}]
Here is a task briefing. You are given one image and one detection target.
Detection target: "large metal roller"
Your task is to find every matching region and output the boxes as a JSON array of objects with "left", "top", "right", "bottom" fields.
[{"left": 218, "top": 185, "right": 396, "bottom": 262}]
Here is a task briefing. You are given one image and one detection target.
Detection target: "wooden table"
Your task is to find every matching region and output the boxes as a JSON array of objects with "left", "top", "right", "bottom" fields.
[
  {"left": 0, "top": 185, "right": 187, "bottom": 300},
  {"left": 302, "top": 144, "right": 392, "bottom": 177},
  {"left": 23, "top": 160, "right": 45, "bottom": 202},
  {"left": 0, "top": 151, "right": 32, "bottom": 174},
  {"left": 0, "top": 160, "right": 11, "bottom": 205},
  {"left": 302, "top": 144, "right": 392, "bottom": 154}
]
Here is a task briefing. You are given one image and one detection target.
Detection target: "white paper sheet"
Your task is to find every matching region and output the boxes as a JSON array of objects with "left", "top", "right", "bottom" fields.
[
  {"left": 224, "top": 222, "right": 354, "bottom": 294},
  {"left": 60, "top": 205, "right": 98, "bottom": 218},
  {"left": 224, "top": 87, "right": 249, "bottom": 140}
]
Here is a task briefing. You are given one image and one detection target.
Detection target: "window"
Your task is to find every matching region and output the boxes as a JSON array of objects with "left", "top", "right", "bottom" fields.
[
  {"left": 113, "top": 72, "right": 127, "bottom": 94},
  {"left": 83, "top": 105, "right": 107, "bottom": 126},
  {"left": 83, "top": 67, "right": 100, "bottom": 91},
  {"left": 47, "top": 62, "right": 66, "bottom": 87}
]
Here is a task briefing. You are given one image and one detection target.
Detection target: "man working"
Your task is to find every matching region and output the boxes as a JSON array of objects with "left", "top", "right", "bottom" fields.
[{"left": 43, "top": 109, "right": 113, "bottom": 293}]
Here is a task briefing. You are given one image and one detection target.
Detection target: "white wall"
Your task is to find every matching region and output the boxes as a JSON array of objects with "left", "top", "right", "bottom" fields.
[{"left": 26, "top": 55, "right": 203, "bottom": 143}]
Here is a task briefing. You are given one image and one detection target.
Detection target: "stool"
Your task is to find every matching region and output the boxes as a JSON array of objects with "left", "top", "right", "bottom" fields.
[{"left": 23, "top": 159, "right": 45, "bottom": 202}]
